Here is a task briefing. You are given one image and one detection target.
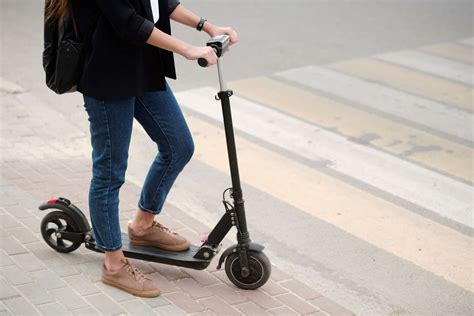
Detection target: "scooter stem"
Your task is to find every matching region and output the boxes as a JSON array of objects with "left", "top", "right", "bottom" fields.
[
  {"left": 217, "top": 59, "right": 227, "bottom": 92},
  {"left": 216, "top": 70, "right": 250, "bottom": 244}
]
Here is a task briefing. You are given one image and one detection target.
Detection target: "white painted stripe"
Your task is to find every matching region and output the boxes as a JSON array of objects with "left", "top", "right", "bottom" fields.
[
  {"left": 458, "top": 37, "right": 474, "bottom": 47},
  {"left": 275, "top": 66, "right": 473, "bottom": 143},
  {"left": 376, "top": 50, "right": 473, "bottom": 85},
  {"left": 177, "top": 87, "right": 473, "bottom": 229}
]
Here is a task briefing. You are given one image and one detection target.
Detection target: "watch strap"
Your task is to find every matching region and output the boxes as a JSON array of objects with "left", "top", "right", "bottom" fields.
[{"left": 197, "top": 17, "right": 207, "bottom": 31}]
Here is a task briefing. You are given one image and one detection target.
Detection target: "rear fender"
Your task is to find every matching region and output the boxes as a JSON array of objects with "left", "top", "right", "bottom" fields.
[{"left": 38, "top": 197, "right": 91, "bottom": 233}]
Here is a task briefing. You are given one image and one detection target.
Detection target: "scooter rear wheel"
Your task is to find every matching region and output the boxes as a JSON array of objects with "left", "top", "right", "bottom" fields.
[
  {"left": 41, "top": 211, "right": 82, "bottom": 253},
  {"left": 225, "top": 250, "right": 271, "bottom": 290}
]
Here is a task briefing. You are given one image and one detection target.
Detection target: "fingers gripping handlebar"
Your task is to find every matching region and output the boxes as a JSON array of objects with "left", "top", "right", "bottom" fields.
[{"left": 197, "top": 35, "right": 230, "bottom": 67}]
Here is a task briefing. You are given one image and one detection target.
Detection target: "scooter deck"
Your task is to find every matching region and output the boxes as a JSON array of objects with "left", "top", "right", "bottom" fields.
[{"left": 85, "top": 233, "right": 211, "bottom": 270}]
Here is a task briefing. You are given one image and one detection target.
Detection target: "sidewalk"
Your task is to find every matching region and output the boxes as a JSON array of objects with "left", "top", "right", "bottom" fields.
[{"left": 0, "top": 84, "right": 353, "bottom": 315}]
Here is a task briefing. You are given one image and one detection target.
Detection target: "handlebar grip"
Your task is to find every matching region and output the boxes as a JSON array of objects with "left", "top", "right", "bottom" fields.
[
  {"left": 198, "top": 58, "right": 208, "bottom": 67},
  {"left": 198, "top": 47, "right": 218, "bottom": 67}
]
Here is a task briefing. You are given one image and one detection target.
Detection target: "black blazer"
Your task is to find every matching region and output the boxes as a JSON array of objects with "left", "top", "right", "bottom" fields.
[{"left": 72, "top": 0, "right": 180, "bottom": 99}]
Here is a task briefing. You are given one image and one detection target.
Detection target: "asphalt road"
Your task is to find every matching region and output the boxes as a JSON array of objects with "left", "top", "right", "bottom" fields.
[{"left": 1, "top": 1, "right": 473, "bottom": 315}]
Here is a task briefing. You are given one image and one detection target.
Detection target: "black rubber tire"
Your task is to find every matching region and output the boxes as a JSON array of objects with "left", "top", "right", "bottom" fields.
[
  {"left": 40, "top": 211, "right": 82, "bottom": 253},
  {"left": 225, "top": 250, "right": 271, "bottom": 290}
]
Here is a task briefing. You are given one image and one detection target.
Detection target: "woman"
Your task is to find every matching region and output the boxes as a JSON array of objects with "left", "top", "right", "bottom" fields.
[{"left": 46, "top": 0, "right": 237, "bottom": 297}]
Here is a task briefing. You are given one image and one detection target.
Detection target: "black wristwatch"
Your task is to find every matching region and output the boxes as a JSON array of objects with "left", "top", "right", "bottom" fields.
[{"left": 196, "top": 17, "right": 207, "bottom": 32}]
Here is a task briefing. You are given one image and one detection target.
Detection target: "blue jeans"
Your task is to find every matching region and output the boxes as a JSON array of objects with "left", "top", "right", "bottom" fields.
[{"left": 82, "top": 82, "right": 194, "bottom": 252}]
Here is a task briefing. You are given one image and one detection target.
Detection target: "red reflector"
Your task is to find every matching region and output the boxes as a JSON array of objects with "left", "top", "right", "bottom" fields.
[{"left": 47, "top": 199, "right": 58, "bottom": 204}]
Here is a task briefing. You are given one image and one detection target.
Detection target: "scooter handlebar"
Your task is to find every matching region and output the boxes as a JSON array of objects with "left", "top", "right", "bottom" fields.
[{"left": 197, "top": 35, "right": 230, "bottom": 67}]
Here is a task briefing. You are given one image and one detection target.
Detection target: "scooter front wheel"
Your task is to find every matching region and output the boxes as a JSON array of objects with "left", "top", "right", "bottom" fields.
[
  {"left": 225, "top": 250, "right": 271, "bottom": 290},
  {"left": 41, "top": 211, "right": 82, "bottom": 253}
]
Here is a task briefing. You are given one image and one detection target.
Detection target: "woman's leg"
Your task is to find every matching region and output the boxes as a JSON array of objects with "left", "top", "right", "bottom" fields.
[
  {"left": 130, "top": 82, "right": 194, "bottom": 236},
  {"left": 83, "top": 95, "right": 135, "bottom": 270}
]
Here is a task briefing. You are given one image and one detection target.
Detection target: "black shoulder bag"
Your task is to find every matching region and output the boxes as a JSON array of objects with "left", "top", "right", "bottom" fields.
[{"left": 43, "top": 2, "right": 84, "bottom": 94}]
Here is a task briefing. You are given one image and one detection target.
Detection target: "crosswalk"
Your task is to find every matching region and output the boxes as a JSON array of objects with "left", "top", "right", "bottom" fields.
[
  {"left": 376, "top": 50, "right": 473, "bottom": 85},
  {"left": 274, "top": 66, "right": 472, "bottom": 144},
  {"left": 419, "top": 42, "right": 474, "bottom": 65},
  {"left": 327, "top": 58, "right": 473, "bottom": 112},
  {"left": 170, "top": 37, "right": 474, "bottom": 295}
]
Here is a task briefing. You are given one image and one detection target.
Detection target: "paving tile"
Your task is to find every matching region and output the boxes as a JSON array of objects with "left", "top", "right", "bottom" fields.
[
  {"left": 7, "top": 226, "right": 38, "bottom": 244},
  {"left": 240, "top": 289, "right": 282, "bottom": 310},
  {"left": 16, "top": 282, "right": 55, "bottom": 305},
  {"left": 0, "top": 236, "right": 28, "bottom": 255},
  {"left": 63, "top": 274, "right": 100, "bottom": 296},
  {"left": 74, "top": 261, "right": 102, "bottom": 282},
  {"left": 234, "top": 301, "right": 270, "bottom": 315},
  {"left": 0, "top": 278, "right": 20, "bottom": 300},
  {"left": 189, "top": 311, "right": 216, "bottom": 316},
  {"left": 148, "top": 272, "right": 180, "bottom": 294},
  {"left": 49, "top": 287, "right": 90, "bottom": 310},
  {"left": 270, "top": 268, "right": 291, "bottom": 282},
  {"left": 268, "top": 306, "right": 299, "bottom": 315},
  {"left": 154, "top": 303, "right": 187, "bottom": 316},
  {"left": 175, "top": 278, "right": 213, "bottom": 299},
  {"left": 0, "top": 229, "right": 11, "bottom": 239},
  {"left": 142, "top": 295, "right": 171, "bottom": 308},
  {"left": 260, "top": 279, "right": 287, "bottom": 296},
  {"left": 275, "top": 293, "right": 319, "bottom": 314},
  {"left": 71, "top": 307, "right": 101, "bottom": 316},
  {"left": 4, "top": 205, "right": 34, "bottom": 220},
  {"left": 0, "top": 250, "right": 14, "bottom": 267},
  {"left": 164, "top": 292, "right": 207, "bottom": 313},
  {"left": 206, "top": 283, "right": 247, "bottom": 305},
  {"left": 36, "top": 302, "right": 69, "bottom": 315},
  {"left": 0, "top": 265, "right": 33, "bottom": 285},
  {"left": 60, "top": 251, "right": 91, "bottom": 265},
  {"left": 9, "top": 253, "right": 45, "bottom": 272},
  {"left": 280, "top": 279, "right": 322, "bottom": 300},
  {"left": 211, "top": 270, "right": 233, "bottom": 286},
  {"left": 150, "top": 262, "right": 189, "bottom": 281},
  {"left": 97, "top": 282, "right": 136, "bottom": 302},
  {"left": 183, "top": 268, "right": 221, "bottom": 287},
  {"left": 39, "top": 256, "right": 81, "bottom": 277},
  {"left": 84, "top": 293, "right": 126, "bottom": 314},
  {"left": 18, "top": 217, "right": 41, "bottom": 234},
  {"left": 309, "top": 311, "right": 330, "bottom": 316},
  {"left": 2, "top": 296, "right": 39, "bottom": 315},
  {"left": 199, "top": 297, "right": 240, "bottom": 315},
  {"left": 0, "top": 214, "right": 20, "bottom": 229},
  {"left": 29, "top": 269, "right": 68, "bottom": 290},
  {"left": 120, "top": 299, "right": 156, "bottom": 315},
  {"left": 24, "top": 241, "right": 62, "bottom": 261},
  {"left": 309, "top": 297, "right": 355, "bottom": 316}
]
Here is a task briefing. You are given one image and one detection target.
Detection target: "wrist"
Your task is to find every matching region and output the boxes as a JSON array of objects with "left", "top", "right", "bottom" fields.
[
  {"left": 178, "top": 42, "right": 193, "bottom": 58},
  {"left": 203, "top": 22, "right": 216, "bottom": 36}
]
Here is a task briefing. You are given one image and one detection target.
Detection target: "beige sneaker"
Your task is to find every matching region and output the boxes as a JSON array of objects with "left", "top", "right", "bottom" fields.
[
  {"left": 101, "top": 258, "right": 160, "bottom": 297},
  {"left": 128, "top": 220, "right": 190, "bottom": 252}
]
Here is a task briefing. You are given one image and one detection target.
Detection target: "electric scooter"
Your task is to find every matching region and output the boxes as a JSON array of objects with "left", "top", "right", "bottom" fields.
[{"left": 38, "top": 35, "right": 271, "bottom": 290}]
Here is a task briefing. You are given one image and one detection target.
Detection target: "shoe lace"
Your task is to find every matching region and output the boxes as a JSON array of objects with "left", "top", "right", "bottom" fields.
[
  {"left": 124, "top": 261, "right": 148, "bottom": 283},
  {"left": 152, "top": 221, "right": 177, "bottom": 235}
]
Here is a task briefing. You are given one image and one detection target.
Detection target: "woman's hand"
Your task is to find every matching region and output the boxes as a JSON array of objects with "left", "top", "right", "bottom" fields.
[
  {"left": 205, "top": 25, "right": 239, "bottom": 45},
  {"left": 182, "top": 45, "right": 218, "bottom": 67}
]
